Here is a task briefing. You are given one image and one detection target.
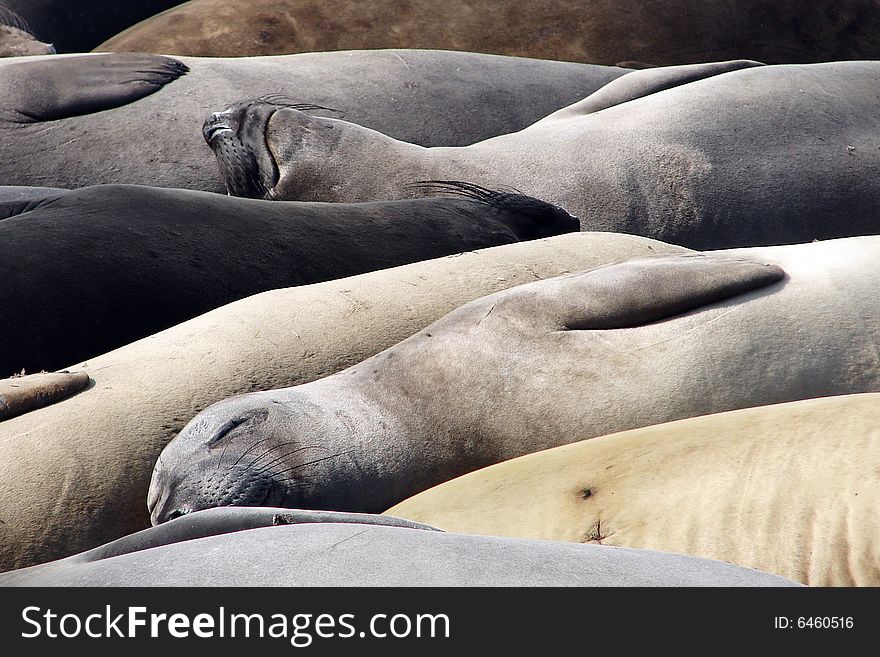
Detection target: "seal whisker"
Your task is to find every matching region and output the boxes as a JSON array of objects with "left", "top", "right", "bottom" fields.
[
  {"left": 278, "top": 451, "right": 349, "bottom": 473},
  {"left": 239, "top": 444, "right": 281, "bottom": 471},
  {"left": 228, "top": 436, "right": 276, "bottom": 471},
  {"left": 247, "top": 445, "right": 332, "bottom": 475}
]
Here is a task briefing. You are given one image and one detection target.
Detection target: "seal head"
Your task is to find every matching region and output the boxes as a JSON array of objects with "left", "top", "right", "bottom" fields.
[{"left": 203, "top": 98, "right": 334, "bottom": 199}]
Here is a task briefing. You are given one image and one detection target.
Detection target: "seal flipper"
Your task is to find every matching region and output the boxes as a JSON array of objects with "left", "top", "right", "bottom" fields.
[
  {"left": 0, "top": 371, "right": 90, "bottom": 421},
  {"left": 499, "top": 254, "right": 784, "bottom": 331},
  {"left": 540, "top": 59, "right": 765, "bottom": 121},
  {"left": 0, "top": 53, "right": 188, "bottom": 123}
]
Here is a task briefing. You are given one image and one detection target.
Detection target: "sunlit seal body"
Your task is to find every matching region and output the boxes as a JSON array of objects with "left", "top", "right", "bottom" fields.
[
  {"left": 388, "top": 393, "right": 880, "bottom": 587},
  {"left": 0, "top": 50, "right": 627, "bottom": 192},
  {"left": 209, "top": 60, "right": 880, "bottom": 249},
  {"left": 0, "top": 232, "right": 684, "bottom": 572},
  {"left": 0, "top": 182, "right": 577, "bottom": 375},
  {"left": 0, "top": 507, "right": 799, "bottom": 587},
  {"left": 149, "top": 237, "right": 880, "bottom": 523}
]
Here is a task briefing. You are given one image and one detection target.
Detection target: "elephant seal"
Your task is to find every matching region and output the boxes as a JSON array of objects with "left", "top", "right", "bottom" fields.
[
  {"left": 0, "top": 6, "right": 54, "bottom": 56},
  {"left": 388, "top": 394, "right": 880, "bottom": 587},
  {"left": 0, "top": 182, "right": 577, "bottom": 375},
  {"left": 149, "top": 237, "right": 880, "bottom": 523},
  {"left": 0, "top": 507, "right": 799, "bottom": 586},
  {"left": 96, "top": 0, "right": 880, "bottom": 66},
  {"left": 0, "top": 371, "right": 90, "bottom": 421},
  {"left": 0, "top": 232, "right": 683, "bottom": 572},
  {"left": 0, "top": 51, "right": 627, "bottom": 192},
  {"left": 215, "top": 60, "right": 880, "bottom": 249},
  {"left": 1, "top": 1, "right": 184, "bottom": 53}
]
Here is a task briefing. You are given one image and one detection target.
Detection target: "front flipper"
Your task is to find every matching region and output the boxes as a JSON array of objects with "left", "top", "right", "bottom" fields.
[
  {"left": 0, "top": 53, "right": 188, "bottom": 123},
  {"left": 0, "top": 371, "right": 90, "bottom": 421},
  {"left": 540, "top": 59, "right": 765, "bottom": 121},
  {"left": 496, "top": 253, "right": 784, "bottom": 331}
]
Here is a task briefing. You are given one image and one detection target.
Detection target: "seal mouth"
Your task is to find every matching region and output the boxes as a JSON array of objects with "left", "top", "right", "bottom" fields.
[{"left": 202, "top": 102, "right": 281, "bottom": 199}]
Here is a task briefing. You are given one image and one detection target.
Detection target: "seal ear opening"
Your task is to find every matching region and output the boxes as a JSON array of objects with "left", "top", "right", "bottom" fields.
[{"left": 411, "top": 180, "right": 581, "bottom": 237}]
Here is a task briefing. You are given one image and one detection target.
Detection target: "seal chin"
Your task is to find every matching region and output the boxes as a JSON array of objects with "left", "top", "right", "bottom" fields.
[{"left": 202, "top": 101, "right": 281, "bottom": 199}]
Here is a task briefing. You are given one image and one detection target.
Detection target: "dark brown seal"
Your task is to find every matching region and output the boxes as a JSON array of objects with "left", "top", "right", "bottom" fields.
[{"left": 97, "top": 0, "right": 880, "bottom": 65}]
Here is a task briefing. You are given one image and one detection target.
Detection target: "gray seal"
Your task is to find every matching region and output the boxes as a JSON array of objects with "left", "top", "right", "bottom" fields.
[
  {"left": 0, "top": 50, "right": 628, "bottom": 192},
  {"left": 1, "top": 0, "right": 185, "bottom": 53},
  {"left": 149, "top": 237, "right": 880, "bottom": 523},
  {"left": 208, "top": 59, "right": 880, "bottom": 249}
]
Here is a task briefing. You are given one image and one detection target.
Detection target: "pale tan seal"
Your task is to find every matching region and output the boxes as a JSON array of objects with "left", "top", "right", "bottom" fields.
[{"left": 387, "top": 393, "right": 880, "bottom": 587}]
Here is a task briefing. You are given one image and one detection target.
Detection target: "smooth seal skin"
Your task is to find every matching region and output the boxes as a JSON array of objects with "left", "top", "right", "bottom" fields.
[
  {"left": 5, "top": 508, "right": 439, "bottom": 577},
  {"left": 223, "top": 60, "right": 880, "bottom": 249},
  {"left": 1, "top": 0, "right": 184, "bottom": 53},
  {"left": 388, "top": 394, "right": 880, "bottom": 587},
  {"left": 149, "top": 237, "right": 880, "bottom": 523},
  {"left": 95, "top": 0, "right": 880, "bottom": 65},
  {"left": 0, "top": 6, "right": 54, "bottom": 56},
  {"left": 0, "top": 371, "right": 90, "bottom": 421},
  {"left": 0, "top": 182, "right": 577, "bottom": 375},
  {"left": 0, "top": 509, "right": 799, "bottom": 587},
  {"left": 0, "top": 51, "right": 628, "bottom": 193},
  {"left": 0, "top": 232, "right": 684, "bottom": 572}
]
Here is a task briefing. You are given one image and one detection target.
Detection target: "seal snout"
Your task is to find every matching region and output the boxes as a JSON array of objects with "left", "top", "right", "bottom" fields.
[
  {"left": 202, "top": 111, "right": 234, "bottom": 144},
  {"left": 150, "top": 462, "right": 288, "bottom": 525}
]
